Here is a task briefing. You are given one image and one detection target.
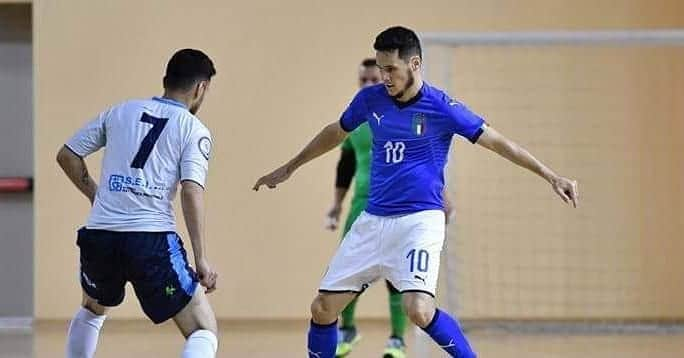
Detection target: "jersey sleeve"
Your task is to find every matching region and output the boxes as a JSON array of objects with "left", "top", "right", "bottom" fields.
[
  {"left": 339, "top": 89, "right": 369, "bottom": 132},
  {"left": 65, "top": 111, "right": 108, "bottom": 157},
  {"left": 444, "top": 97, "right": 486, "bottom": 143},
  {"left": 180, "top": 122, "right": 212, "bottom": 188}
]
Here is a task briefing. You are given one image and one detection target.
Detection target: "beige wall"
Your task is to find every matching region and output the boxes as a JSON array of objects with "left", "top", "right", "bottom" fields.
[
  {"left": 436, "top": 46, "right": 684, "bottom": 319},
  {"left": 35, "top": 0, "right": 684, "bottom": 320}
]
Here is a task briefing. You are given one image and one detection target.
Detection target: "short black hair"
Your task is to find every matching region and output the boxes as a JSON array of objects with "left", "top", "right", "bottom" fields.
[
  {"left": 373, "top": 26, "right": 422, "bottom": 60},
  {"left": 163, "top": 49, "right": 216, "bottom": 91},
  {"left": 361, "top": 58, "right": 376, "bottom": 67}
]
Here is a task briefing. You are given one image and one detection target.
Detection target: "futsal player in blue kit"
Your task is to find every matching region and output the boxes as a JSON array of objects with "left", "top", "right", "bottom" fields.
[{"left": 254, "top": 26, "right": 579, "bottom": 358}]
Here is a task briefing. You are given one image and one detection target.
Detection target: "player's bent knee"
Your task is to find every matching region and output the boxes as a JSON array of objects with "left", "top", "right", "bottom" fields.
[
  {"left": 310, "top": 295, "right": 338, "bottom": 325},
  {"left": 405, "top": 306, "right": 434, "bottom": 328},
  {"left": 402, "top": 293, "right": 436, "bottom": 328}
]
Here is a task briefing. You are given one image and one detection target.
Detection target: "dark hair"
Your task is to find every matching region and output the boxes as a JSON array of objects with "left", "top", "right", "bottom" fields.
[
  {"left": 163, "top": 49, "right": 216, "bottom": 91},
  {"left": 361, "top": 58, "right": 377, "bottom": 67},
  {"left": 373, "top": 26, "right": 422, "bottom": 60}
]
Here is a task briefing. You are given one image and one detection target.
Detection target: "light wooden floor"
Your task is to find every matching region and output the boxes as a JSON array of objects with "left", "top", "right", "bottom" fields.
[{"left": 3, "top": 320, "right": 684, "bottom": 357}]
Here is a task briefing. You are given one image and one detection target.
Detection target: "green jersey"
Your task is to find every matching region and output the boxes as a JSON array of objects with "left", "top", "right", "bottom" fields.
[{"left": 341, "top": 122, "right": 371, "bottom": 235}]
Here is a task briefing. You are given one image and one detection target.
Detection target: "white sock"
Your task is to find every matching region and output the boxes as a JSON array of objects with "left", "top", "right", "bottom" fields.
[
  {"left": 182, "top": 329, "right": 218, "bottom": 358},
  {"left": 66, "top": 307, "right": 106, "bottom": 358}
]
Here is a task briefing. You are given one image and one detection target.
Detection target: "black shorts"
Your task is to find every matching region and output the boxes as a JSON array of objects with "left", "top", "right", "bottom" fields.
[{"left": 77, "top": 228, "right": 199, "bottom": 324}]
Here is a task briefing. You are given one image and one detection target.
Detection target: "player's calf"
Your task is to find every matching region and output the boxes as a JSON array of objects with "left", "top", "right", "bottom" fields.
[
  {"left": 174, "top": 287, "right": 219, "bottom": 358},
  {"left": 402, "top": 292, "right": 476, "bottom": 358},
  {"left": 174, "top": 287, "right": 218, "bottom": 337}
]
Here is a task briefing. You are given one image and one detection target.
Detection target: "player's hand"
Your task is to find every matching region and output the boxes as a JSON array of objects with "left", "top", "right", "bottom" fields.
[
  {"left": 325, "top": 204, "right": 342, "bottom": 231},
  {"left": 253, "top": 165, "right": 292, "bottom": 191},
  {"left": 551, "top": 176, "right": 579, "bottom": 208},
  {"left": 195, "top": 258, "right": 218, "bottom": 293}
]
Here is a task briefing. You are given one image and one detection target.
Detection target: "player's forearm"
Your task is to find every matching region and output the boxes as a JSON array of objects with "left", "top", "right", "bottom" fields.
[
  {"left": 477, "top": 127, "right": 559, "bottom": 183},
  {"left": 490, "top": 139, "right": 558, "bottom": 183},
  {"left": 56, "top": 146, "right": 98, "bottom": 204},
  {"left": 286, "top": 122, "right": 347, "bottom": 173},
  {"left": 181, "top": 181, "right": 207, "bottom": 262},
  {"left": 333, "top": 187, "right": 348, "bottom": 207}
]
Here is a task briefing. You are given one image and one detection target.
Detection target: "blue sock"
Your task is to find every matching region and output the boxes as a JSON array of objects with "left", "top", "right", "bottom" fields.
[
  {"left": 422, "top": 309, "right": 476, "bottom": 358},
  {"left": 307, "top": 320, "right": 337, "bottom": 358}
]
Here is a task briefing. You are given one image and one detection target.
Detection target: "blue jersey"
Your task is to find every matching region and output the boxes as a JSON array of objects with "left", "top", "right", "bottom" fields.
[{"left": 339, "top": 83, "right": 485, "bottom": 216}]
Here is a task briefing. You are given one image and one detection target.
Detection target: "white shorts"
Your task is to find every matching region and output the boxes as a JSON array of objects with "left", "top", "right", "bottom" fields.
[{"left": 319, "top": 210, "right": 445, "bottom": 297}]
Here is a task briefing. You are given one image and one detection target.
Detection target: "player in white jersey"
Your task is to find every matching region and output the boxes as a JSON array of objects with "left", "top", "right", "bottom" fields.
[{"left": 57, "top": 49, "right": 219, "bottom": 358}]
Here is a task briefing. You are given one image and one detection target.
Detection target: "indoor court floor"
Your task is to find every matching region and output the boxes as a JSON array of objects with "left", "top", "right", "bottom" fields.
[{"left": 2, "top": 320, "right": 684, "bottom": 357}]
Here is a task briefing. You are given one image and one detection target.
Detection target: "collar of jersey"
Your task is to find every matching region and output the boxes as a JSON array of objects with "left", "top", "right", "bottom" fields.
[
  {"left": 152, "top": 96, "right": 188, "bottom": 109},
  {"left": 391, "top": 82, "right": 425, "bottom": 109}
]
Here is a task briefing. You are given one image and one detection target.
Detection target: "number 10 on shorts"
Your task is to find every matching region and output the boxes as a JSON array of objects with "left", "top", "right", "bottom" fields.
[{"left": 407, "top": 249, "right": 429, "bottom": 273}]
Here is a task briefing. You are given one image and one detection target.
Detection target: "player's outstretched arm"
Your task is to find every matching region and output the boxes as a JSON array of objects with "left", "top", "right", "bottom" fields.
[
  {"left": 56, "top": 146, "right": 98, "bottom": 204},
  {"left": 181, "top": 180, "right": 218, "bottom": 293},
  {"left": 476, "top": 125, "right": 579, "bottom": 207},
  {"left": 253, "top": 121, "right": 348, "bottom": 191}
]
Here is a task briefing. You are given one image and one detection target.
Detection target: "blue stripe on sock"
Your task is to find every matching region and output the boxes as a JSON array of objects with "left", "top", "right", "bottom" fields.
[{"left": 166, "top": 233, "right": 194, "bottom": 295}]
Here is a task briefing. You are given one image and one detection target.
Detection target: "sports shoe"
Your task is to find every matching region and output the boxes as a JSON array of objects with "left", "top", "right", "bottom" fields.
[
  {"left": 335, "top": 326, "right": 361, "bottom": 357},
  {"left": 382, "top": 336, "right": 406, "bottom": 358}
]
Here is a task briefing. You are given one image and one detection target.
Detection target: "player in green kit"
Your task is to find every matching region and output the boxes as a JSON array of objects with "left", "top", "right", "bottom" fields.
[{"left": 325, "top": 58, "right": 407, "bottom": 358}]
